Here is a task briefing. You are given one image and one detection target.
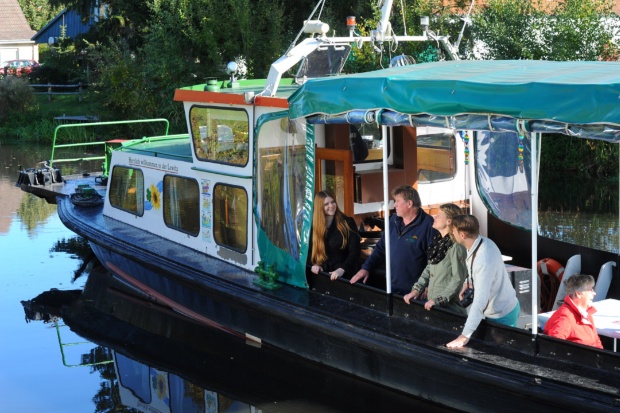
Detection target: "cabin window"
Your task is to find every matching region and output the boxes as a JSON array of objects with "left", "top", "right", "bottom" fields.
[
  {"left": 417, "top": 133, "right": 456, "bottom": 183},
  {"left": 256, "top": 117, "right": 306, "bottom": 259},
  {"left": 189, "top": 106, "right": 249, "bottom": 166},
  {"left": 350, "top": 123, "right": 390, "bottom": 163},
  {"left": 213, "top": 184, "right": 248, "bottom": 252},
  {"left": 109, "top": 166, "right": 144, "bottom": 215},
  {"left": 163, "top": 175, "right": 200, "bottom": 236}
]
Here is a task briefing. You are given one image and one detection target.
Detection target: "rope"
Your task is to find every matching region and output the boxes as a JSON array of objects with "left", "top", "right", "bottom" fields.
[{"left": 70, "top": 193, "right": 103, "bottom": 207}]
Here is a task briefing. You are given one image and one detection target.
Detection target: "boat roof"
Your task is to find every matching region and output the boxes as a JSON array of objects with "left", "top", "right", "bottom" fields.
[
  {"left": 175, "top": 78, "right": 301, "bottom": 103},
  {"left": 118, "top": 135, "right": 194, "bottom": 162},
  {"left": 288, "top": 60, "right": 620, "bottom": 140}
]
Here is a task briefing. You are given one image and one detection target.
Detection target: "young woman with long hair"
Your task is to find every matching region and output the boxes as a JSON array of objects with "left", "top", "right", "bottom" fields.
[{"left": 310, "top": 191, "right": 361, "bottom": 280}]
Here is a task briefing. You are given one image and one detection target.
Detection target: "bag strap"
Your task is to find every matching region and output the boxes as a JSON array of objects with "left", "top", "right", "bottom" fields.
[{"left": 467, "top": 239, "right": 484, "bottom": 289}]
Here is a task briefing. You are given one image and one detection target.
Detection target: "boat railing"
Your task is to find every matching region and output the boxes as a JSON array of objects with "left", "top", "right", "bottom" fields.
[{"left": 50, "top": 118, "right": 171, "bottom": 176}]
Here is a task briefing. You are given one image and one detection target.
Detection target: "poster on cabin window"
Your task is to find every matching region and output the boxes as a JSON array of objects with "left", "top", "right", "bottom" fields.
[{"left": 201, "top": 179, "right": 212, "bottom": 241}]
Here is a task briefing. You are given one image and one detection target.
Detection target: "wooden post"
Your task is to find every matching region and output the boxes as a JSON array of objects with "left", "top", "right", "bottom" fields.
[
  {"left": 78, "top": 82, "right": 83, "bottom": 102},
  {"left": 48, "top": 82, "right": 52, "bottom": 101}
]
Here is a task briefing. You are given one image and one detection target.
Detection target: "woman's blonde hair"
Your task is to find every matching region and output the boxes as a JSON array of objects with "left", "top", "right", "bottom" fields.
[
  {"left": 311, "top": 191, "right": 352, "bottom": 265},
  {"left": 440, "top": 203, "right": 463, "bottom": 240}
]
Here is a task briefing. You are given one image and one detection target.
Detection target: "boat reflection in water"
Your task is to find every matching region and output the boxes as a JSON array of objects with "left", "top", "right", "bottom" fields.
[
  {"left": 114, "top": 352, "right": 251, "bottom": 413},
  {"left": 22, "top": 268, "right": 455, "bottom": 413}
]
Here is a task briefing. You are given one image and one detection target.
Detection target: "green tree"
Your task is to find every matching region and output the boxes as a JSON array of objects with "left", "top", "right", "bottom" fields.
[
  {"left": 18, "top": 0, "right": 61, "bottom": 31},
  {"left": 471, "top": 0, "right": 620, "bottom": 60}
]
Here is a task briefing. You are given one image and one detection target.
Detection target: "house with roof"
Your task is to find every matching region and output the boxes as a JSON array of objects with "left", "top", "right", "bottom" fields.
[
  {"left": 31, "top": 7, "right": 103, "bottom": 46},
  {"left": 0, "top": 0, "right": 37, "bottom": 64}
]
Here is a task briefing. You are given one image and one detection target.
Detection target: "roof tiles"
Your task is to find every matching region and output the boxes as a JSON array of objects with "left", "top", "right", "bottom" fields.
[{"left": 0, "top": 0, "right": 36, "bottom": 41}]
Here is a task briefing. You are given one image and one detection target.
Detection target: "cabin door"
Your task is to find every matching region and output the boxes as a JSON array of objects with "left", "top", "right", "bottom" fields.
[{"left": 315, "top": 147, "right": 354, "bottom": 216}]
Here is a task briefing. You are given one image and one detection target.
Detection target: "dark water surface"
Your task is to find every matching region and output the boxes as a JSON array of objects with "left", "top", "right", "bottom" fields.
[{"left": 0, "top": 144, "right": 460, "bottom": 412}]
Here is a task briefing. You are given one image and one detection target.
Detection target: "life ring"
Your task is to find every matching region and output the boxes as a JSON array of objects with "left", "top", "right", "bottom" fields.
[{"left": 537, "top": 258, "right": 565, "bottom": 281}]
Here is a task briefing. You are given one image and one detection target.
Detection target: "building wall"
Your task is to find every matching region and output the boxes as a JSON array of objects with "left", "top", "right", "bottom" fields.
[{"left": 0, "top": 42, "right": 38, "bottom": 63}]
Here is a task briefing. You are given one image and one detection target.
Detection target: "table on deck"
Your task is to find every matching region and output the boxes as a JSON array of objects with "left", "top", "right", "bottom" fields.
[{"left": 538, "top": 298, "right": 620, "bottom": 351}]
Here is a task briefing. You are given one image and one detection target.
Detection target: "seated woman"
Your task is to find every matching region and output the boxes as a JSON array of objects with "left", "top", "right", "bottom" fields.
[
  {"left": 543, "top": 274, "right": 603, "bottom": 349},
  {"left": 403, "top": 203, "right": 467, "bottom": 315},
  {"left": 310, "top": 191, "right": 361, "bottom": 280}
]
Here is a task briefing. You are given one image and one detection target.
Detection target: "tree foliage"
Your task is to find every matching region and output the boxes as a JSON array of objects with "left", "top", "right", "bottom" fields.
[
  {"left": 0, "top": 77, "right": 36, "bottom": 122},
  {"left": 471, "top": 0, "right": 620, "bottom": 60},
  {"left": 18, "top": 0, "right": 61, "bottom": 31}
]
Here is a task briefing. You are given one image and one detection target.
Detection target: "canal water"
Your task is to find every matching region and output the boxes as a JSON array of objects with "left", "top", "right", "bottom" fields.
[{"left": 1, "top": 143, "right": 617, "bottom": 412}]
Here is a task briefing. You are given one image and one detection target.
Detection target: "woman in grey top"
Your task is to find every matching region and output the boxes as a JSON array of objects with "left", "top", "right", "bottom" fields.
[{"left": 404, "top": 203, "right": 467, "bottom": 315}]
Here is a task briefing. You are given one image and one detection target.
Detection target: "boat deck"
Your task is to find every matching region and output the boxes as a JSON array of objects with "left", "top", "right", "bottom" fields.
[{"left": 16, "top": 173, "right": 105, "bottom": 205}]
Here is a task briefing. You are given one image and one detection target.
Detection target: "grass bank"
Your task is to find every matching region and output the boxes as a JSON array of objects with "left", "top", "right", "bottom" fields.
[{"left": 0, "top": 90, "right": 112, "bottom": 143}]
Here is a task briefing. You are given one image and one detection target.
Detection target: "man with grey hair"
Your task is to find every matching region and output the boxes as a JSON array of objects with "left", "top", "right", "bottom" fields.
[
  {"left": 350, "top": 185, "right": 437, "bottom": 294},
  {"left": 544, "top": 274, "right": 603, "bottom": 348}
]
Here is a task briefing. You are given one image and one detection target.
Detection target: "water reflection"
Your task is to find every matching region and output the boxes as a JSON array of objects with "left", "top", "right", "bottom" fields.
[
  {"left": 22, "top": 269, "right": 455, "bottom": 413},
  {"left": 1, "top": 142, "right": 102, "bottom": 237}
]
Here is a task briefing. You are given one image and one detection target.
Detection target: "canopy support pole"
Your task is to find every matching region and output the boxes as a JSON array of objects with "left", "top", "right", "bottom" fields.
[
  {"left": 382, "top": 125, "right": 392, "bottom": 295},
  {"left": 531, "top": 132, "right": 539, "bottom": 336}
]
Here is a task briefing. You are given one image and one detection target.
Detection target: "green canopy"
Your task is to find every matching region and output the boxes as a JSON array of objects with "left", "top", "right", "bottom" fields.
[{"left": 288, "top": 60, "right": 620, "bottom": 141}]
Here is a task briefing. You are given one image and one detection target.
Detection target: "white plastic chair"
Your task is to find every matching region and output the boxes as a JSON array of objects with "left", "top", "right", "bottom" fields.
[
  {"left": 552, "top": 254, "right": 581, "bottom": 310},
  {"left": 594, "top": 261, "right": 616, "bottom": 302}
]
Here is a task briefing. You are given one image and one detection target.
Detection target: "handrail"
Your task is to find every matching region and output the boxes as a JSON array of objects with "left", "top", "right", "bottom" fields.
[
  {"left": 54, "top": 320, "right": 112, "bottom": 367},
  {"left": 50, "top": 119, "right": 171, "bottom": 176}
]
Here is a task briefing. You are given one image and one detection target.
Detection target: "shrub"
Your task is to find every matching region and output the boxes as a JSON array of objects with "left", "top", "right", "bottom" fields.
[{"left": 0, "top": 77, "right": 36, "bottom": 122}]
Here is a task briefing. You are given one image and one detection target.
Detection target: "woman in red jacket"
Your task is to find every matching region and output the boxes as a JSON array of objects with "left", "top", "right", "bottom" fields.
[{"left": 543, "top": 274, "right": 603, "bottom": 349}]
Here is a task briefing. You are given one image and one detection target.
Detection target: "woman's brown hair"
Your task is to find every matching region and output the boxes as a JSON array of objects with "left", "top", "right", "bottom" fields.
[{"left": 311, "top": 191, "right": 352, "bottom": 266}]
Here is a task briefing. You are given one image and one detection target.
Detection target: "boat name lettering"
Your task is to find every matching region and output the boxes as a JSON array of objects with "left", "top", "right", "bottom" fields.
[{"left": 128, "top": 157, "right": 179, "bottom": 172}]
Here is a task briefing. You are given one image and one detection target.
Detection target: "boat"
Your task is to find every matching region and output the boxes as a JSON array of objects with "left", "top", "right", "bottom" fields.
[
  {"left": 22, "top": 267, "right": 453, "bottom": 412},
  {"left": 16, "top": 1, "right": 620, "bottom": 411}
]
